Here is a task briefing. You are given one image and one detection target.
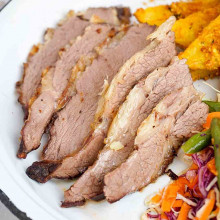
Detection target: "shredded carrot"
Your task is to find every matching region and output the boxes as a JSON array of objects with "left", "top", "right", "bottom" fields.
[
  {"left": 161, "top": 213, "right": 168, "bottom": 220},
  {"left": 161, "top": 177, "right": 189, "bottom": 212},
  {"left": 163, "top": 184, "right": 179, "bottom": 198},
  {"left": 172, "top": 200, "right": 183, "bottom": 208},
  {"left": 176, "top": 177, "right": 190, "bottom": 195},
  {"left": 161, "top": 183, "right": 179, "bottom": 212},
  {"left": 177, "top": 202, "right": 191, "bottom": 220},
  {"left": 184, "top": 192, "right": 192, "bottom": 198},
  {"left": 189, "top": 163, "right": 198, "bottom": 170},
  {"left": 207, "top": 158, "right": 218, "bottom": 175},
  {"left": 151, "top": 193, "right": 162, "bottom": 203},
  {"left": 188, "top": 175, "right": 199, "bottom": 189},
  {"left": 212, "top": 207, "right": 220, "bottom": 216},
  {"left": 203, "top": 112, "right": 220, "bottom": 129},
  {"left": 161, "top": 197, "right": 176, "bottom": 212},
  {"left": 151, "top": 188, "right": 164, "bottom": 203},
  {"left": 207, "top": 189, "right": 216, "bottom": 200},
  {"left": 196, "top": 190, "right": 216, "bottom": 220},
  {"left": 176, "top": 177, "right": 190, "bottom": 186}
]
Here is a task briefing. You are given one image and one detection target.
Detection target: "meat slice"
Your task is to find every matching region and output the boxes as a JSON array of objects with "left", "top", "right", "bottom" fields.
[
  {"left": 25, "top": 57, "right": 191, "bottom": 183},
  {"left": 26, "top": 17, "right": 176, "bottom": 183},
  {"left": 33, "top": 16, "right": 176, "bottom": 178},
  {"left": 59, "top": 16, "right": 176, "bottom": 176},
  {"left": 62, "top": 86, "right": 207, "bottom": 207},
  {"left": 40, "top": 24, "right": 155, "bottom": 161},
  {"left": 104, "top": 100, "right": 208, "bottom": 203},
  {"left": 18, "top": 24, "right": 116, "bottom": 159},
  {"left": 16, "top": 7, "right": 131, "bottom": 110},
  {"left": 26, "top": 24, "right": 155, "bottom": 181}
]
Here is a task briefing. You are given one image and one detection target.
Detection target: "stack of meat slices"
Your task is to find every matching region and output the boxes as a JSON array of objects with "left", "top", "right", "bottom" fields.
[{"left": 16, "top": 7, "right": 209, "bottom": 207}]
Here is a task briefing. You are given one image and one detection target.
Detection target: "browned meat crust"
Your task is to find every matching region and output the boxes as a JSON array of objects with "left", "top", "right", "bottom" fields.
[
  {"left": 115, "top": 7, "right": 131, "bottom": 24},
  {"left": 61, "top": 200, "right": 86, "bottom": 208},
  {"left": 26, "top": 161, "right": 61, "bottom": 183}
]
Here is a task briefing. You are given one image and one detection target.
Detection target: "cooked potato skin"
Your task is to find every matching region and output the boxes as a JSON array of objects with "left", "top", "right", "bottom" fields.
[
  {"left": 135, "top": 0, "right": 220, "bottom": 81},
  {"left": 134, "top": 0, "right": 220, "bottom": 25},
  {"left": 190, "top": 69, "right": 219, "bottom": 81},
  {"left": 179, "top": 15, "right": 220, "bottom": 70},
  {"left": 134, "top": 6, "right": 173, "bottom": 26},
  {"left": 172, "top": 6, "right": 220, "bottom": 48},
  {"left": 171, "top": 0, "right": 220, "bottom": 18}
]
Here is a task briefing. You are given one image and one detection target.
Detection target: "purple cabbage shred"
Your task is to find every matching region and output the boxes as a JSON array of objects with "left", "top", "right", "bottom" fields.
[
  {"left": 147, "top": 213, "right": 160, "bottom": 218},
  {"left": 164, "top": 211, "right": 177, "bottom": 220},
  {"left": 192, "top": 148, "right": 213, "bottom": 168}
]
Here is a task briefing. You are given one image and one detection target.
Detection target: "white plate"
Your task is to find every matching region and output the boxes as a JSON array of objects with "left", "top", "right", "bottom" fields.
[{"left": 0, "top": 0, "right": 219, "bottom": 219}]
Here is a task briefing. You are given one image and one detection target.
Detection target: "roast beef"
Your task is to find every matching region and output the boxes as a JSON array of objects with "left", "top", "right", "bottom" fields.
[
  {"left": 25, "top": 17, "right": 177, "bottom": 183},
  {"left": 34, "top": 16, "right": 175, "bottom": 178},
  {"left": 18, "top": 24, "right": 116, "bottom": 159},
  {"left": 59, "top": 59, "right": 193, "bottom": 207},
  {"left": 26, "top": 24, "right": 155, "bottom": 181},
  {"left": 16, "top": 7, "right": 131, "bottom": 109},
  {"left": 39, "top": 24, "right": 155, "bottom": 161},
  {"left": 57, "top": 16, "right": 176, "bottom": 177},
  {"left": 104, "top": 100, "right": 208, "bottom": 203},
  {"left": 62, "top": 86, "right": 207, "bottom": 207},
  {"left": 25, "top": 57, "right": 191, "bottom": 183}
]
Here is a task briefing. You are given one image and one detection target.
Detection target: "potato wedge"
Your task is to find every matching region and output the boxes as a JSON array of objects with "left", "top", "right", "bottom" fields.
[
  {"left": 171, "top": 0, "right": 220, "bottom": 18},
  {"left": 179, "top": 15, "right": 220, "bottom": 70},
  {"left": 134, "top": 6, "right": 173, "bottom": 26},
  {"left": 190, "top": 69, "right": 219, "bottom": 81},
  {"left": 134, "top": 0, "right": 220, "bottom": 25},
  {"left": 172, "top": 6, "right": 220, "bottom": 48}
]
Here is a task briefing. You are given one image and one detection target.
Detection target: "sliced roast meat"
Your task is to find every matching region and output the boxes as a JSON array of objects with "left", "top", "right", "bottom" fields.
[
  {"left": 95, "top": 16, "right": 176, "bottom": 127},
  {"left": 62, "top": 86, "right": 206, "bottom": 207},
  {"left": 16, "top": 7, "right": 131, "bottom": 109},
  {"left": 60, "top": 62, "right": 193, "bottom": 207},
  {"left": 104, "top": 100, "right": 208, "bottom": 203},
  {"left": 25, "top": 57, "right": 191, "bottom": 183},
  {"left": 30, "top": 16, "right": 176, "bottom": 180},
  {"left": 63, "top": 16, "right": 176, "bottom": 177},
  {"left": 18, "top": 24, "right": 116, "bottom": 159},
  {"left": 40, "top": 24, "right": 155, "bottom": 161},
  {"left": 26, "top": 24, "right": 155, "bottom": 181}
]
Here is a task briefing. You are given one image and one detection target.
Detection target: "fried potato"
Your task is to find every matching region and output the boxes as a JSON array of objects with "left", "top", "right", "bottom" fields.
[
  {"left": 172, "top": 6, "right": 220, "bottom": 48},
  {"left": 179, "top": 15, "right": 220, "bottom": 70},
  {"left": 134, "top": 5, "right": 173, "bottom": 26},
  {"left": 171, "top": 0, "right": 220, "bottom": 18},
  {"left": 134, "top": 0, "right": 220, "bottom": 25},
  {"left": 190, "top": 69, "right": 219, "bottom": 81}
]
